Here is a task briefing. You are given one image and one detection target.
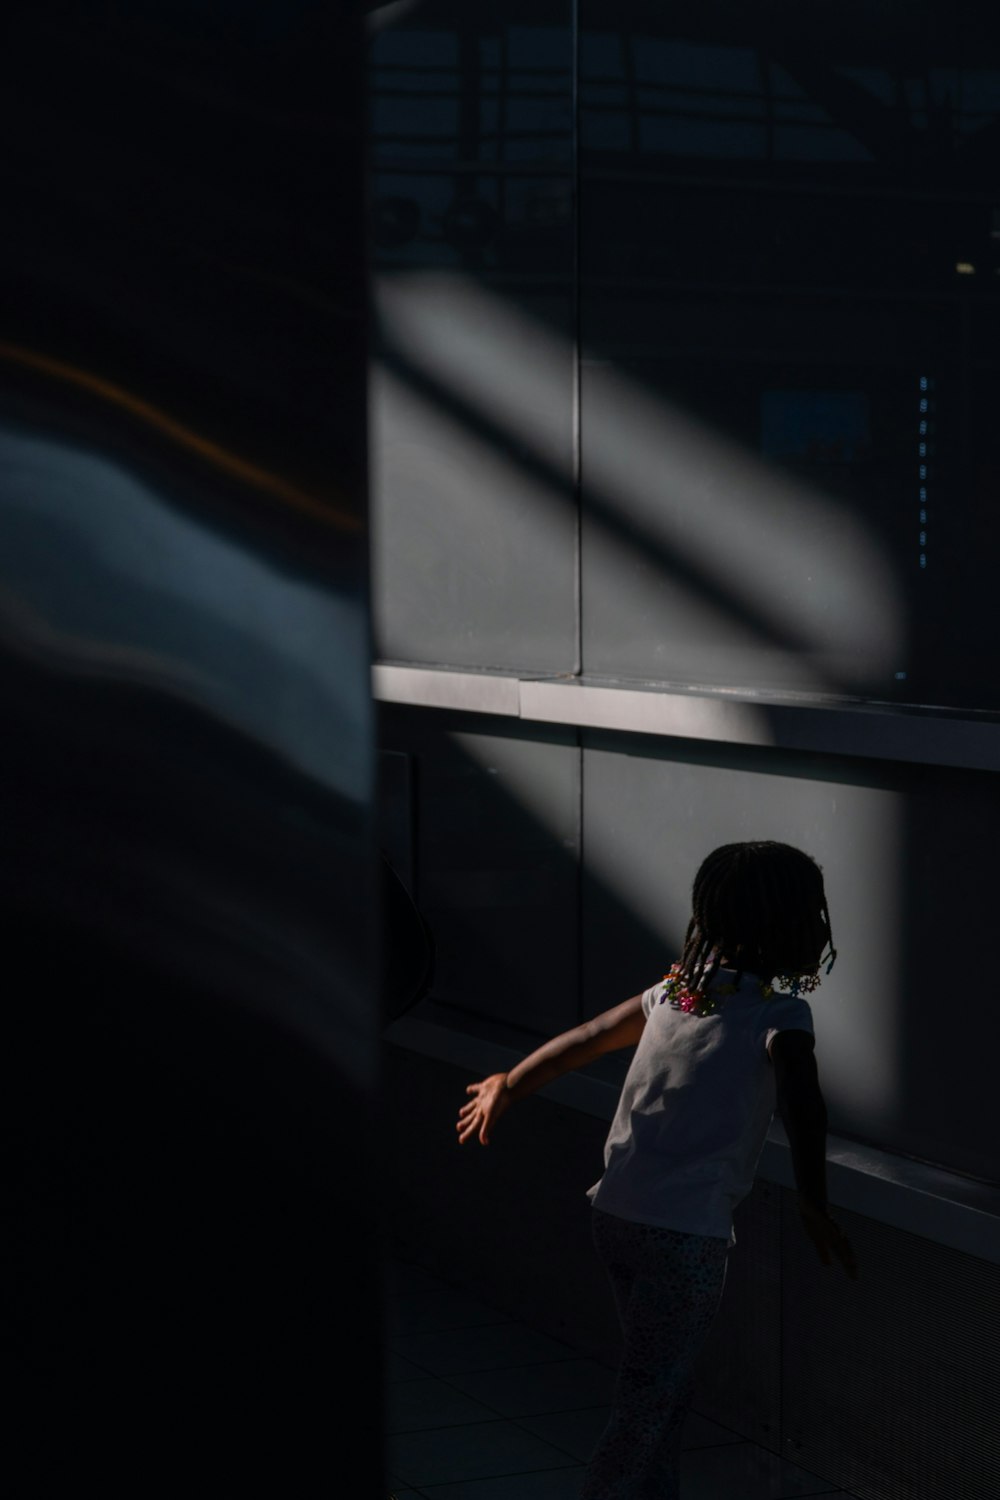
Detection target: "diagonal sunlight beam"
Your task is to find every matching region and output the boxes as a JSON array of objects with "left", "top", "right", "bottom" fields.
[
  {"left": 374, "top": 318, "right": 818, "bottom": 679},
  {"left": 582, "top": 362, "right": 903, "bottom": 681},
  {"left": 376, "top": 272, "right": 904, "bottom": 688}
]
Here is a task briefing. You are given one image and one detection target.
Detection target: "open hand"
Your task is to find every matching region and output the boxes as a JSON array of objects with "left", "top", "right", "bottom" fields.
[
  {"left": 457, "top": 1073, "right": 513, "bottom": 1146},
  {"left": 798, "top": 1198, "right": 860, "bottom": 1281}
]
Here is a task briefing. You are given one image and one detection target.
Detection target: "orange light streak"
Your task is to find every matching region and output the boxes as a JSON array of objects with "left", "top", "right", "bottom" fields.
[{"left": 0, "top": 341, "right": 361, "bottom": 534}]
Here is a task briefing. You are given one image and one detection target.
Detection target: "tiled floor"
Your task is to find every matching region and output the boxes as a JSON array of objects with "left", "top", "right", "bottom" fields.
[{"left": 384, "top": 1247, "right": 861, "bottom": 1499}]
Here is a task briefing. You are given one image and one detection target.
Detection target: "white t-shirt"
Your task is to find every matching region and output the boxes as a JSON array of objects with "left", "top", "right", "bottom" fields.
[{"left": 587, "top": 967, "right": 815, "bottom": 1248}]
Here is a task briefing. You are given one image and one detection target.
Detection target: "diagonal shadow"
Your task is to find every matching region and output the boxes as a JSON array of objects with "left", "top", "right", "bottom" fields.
[{"left": 377, "top": 330, "right": 877, "bottom": 694}]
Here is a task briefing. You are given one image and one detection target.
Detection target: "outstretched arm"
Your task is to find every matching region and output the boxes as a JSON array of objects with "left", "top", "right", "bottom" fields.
[{"left": 456, "top": 993, "right": 646, "bottom": 1146}]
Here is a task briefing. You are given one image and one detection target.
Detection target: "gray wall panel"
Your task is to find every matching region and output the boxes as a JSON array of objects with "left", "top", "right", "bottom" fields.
[
  {"left": 577, "top": 6, "right": 1000, "bottom": 714},
  {"left": 378, "top": 705, "right": 580, "bottom": 1036},
  {"left": 370, "top": 4, "right": 578, "bottom": 672},
  {"left": 580, "top": 732, "right": 1000, "bottom": 1187},
  {"left": 579, "top": 355, "right": 911, "bottom": 699},
  {"left": 372, "top": 278, "right": 576, "bottom": 670}
]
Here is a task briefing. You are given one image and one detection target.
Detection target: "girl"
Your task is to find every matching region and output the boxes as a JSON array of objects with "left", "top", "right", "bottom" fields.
[{"left": 457, "top": 840, "right": 858, "bottom": 1500}]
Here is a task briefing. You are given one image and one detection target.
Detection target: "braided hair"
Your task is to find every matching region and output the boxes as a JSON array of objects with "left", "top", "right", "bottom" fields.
[{"left": 678, "top": 841, "right": 835, "bottom": 998}]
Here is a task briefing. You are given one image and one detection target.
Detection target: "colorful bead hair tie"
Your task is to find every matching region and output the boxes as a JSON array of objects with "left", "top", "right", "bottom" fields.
[
  {"left": 660, "top": 945, "right": 837, "bottom": 1010},
  {"left": 658, "top": 963, "right": 734, "bottom": 1018},
  {"left": 776, "top": 945, "right": 837, "bottom": 997},
  {"left": 777, "top": 970, "right": 820, "bottom": 997}
]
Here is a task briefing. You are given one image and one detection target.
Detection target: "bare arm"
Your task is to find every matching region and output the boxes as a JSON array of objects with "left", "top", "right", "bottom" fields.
[
  {"left": 772, "top": 1036, "right": 829, "bottom": 1211},
  {"left": 772, "top": 1030, "right": 859, "bottom": 1280},
  {"left": 457, "top": 994, "right": 646, "bottom": 1145}
]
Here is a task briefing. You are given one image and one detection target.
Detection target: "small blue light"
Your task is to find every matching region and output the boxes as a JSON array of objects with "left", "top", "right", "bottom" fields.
[
  {"left": 895, "top": 671, "right": 907, "bottom": 680},
  {"left": 920, "top": 376, "right": 928, "bottom": 389},
  {"left": 920, "top": 554, "right": 927, "bottom": 568}
]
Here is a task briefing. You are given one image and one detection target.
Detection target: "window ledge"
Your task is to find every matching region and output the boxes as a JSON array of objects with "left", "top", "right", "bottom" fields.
[{"left": 373, "top": 662, "right": 1000, "bottom": 772}]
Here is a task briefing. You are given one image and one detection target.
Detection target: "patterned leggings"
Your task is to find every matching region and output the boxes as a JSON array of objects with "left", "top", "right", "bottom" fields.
[{"left": 580, "top": 1209, "right": 730, "bottom": 1500}]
